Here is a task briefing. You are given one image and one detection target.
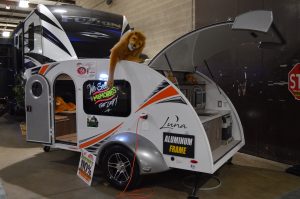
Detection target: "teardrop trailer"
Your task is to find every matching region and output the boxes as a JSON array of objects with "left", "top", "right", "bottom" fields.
[{"left": 24, "top": 11, "right": 284, "bottom": 190}]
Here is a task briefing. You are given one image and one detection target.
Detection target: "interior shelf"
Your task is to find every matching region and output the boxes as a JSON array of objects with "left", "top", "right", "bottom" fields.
[{"left": 56, "top": 133, "right": 77, "bottom": 143}]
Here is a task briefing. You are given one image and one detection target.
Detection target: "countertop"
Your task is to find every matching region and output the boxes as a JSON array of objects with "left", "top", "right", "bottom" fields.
[{"left": 198, "top": 110, "right": 231, "bottom": 123}]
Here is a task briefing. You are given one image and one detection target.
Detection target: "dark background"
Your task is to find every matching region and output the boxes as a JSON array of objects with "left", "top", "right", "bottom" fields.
[
  {"left": 195, "top": 0, "right": 300, "bottom": 164},
  {"left": 0, "top": 40, "right": 13, "bottom": 98}
]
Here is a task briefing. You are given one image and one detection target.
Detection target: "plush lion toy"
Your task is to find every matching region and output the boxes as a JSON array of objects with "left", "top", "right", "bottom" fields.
[
  {"left": 55, "top": 96, "right": 76, "bottom": 113},
  {"left": 107, "top": 30, "right": 146, "bottom": 88},
  {"left": 184, "top": 73, "right": 198, "bottom": 85}
]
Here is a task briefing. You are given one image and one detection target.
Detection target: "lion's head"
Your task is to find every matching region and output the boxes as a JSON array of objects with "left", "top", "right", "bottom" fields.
[
  {"left": 128, "top": 31, "right": 145, "bottom": 51},
  {"left": 122, "top": 31, "right": 146, "bottom": 56}
]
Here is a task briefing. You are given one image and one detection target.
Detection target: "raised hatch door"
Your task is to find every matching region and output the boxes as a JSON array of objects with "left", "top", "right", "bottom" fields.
[{"left": 25, "top": 74, "right": 52, "bottom": 144}]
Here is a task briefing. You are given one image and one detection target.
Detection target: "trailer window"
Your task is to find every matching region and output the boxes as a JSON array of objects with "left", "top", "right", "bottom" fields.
[
  {"left": 83, "top": 80, "right": 131, "bottom": 117},
  {"left": 28, "top": 23, "right": 34, "bottom": 50}
]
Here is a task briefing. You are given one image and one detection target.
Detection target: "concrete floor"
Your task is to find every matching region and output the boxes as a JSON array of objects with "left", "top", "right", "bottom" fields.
[{"left": 0, "top": 114, "right": 300, "bottom": 199}]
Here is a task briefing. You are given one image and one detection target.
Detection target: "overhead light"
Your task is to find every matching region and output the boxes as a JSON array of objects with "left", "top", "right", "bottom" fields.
[
  {"left": 99, "top": 73, "right": 108, "bottom": 81},
  {"left": 5, "top": 5, "right": 11, "bottom": 9},
  {"left": 19, "top": 0, "right": 29, "bottom": 8},
  {"left": 2, "top": 31, "right": 10, "bottom": 38},
  {"left": 53, "top": 9, "right": 67, "bottom": 14}
]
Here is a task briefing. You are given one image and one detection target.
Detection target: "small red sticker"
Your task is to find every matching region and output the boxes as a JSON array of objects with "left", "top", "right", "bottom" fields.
[{"left": 77, "top": 67, "right": 87, "bottom": 75}]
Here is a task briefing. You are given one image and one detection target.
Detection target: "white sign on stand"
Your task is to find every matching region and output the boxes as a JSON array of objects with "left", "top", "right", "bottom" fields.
[{"left": 77, "top": 149, "right": 96, "bottom": 186}]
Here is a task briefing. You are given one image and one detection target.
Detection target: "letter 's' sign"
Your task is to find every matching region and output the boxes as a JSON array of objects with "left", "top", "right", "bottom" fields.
[{"left": 288, "top": 63, "right": 300, "bottom": 100}]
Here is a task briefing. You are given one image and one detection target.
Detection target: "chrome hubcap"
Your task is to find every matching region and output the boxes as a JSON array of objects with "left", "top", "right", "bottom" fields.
[{"left": 107, "top": 153, "right": 131, "bottom": 183}]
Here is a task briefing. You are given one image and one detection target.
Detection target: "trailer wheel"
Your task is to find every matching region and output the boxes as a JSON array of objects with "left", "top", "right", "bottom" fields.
[
  {"left": 43, "top": 146, "right": 51, "bottom": 152},
  {"left": 102, "top": 145, "right": 139, "bottom": 190}
]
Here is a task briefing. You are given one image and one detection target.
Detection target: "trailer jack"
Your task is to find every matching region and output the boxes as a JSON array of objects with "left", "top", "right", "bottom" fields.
[
  {"left": 187, "top": 172, "right": 201, "bottom": 199},
  {"left": 187, "top": 173, "right": 214, "bottom": 199}
]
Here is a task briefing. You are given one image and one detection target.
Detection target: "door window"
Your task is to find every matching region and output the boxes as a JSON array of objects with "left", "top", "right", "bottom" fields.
[{"left": 31, "top": 81, "right": 43, "bottom": 97}]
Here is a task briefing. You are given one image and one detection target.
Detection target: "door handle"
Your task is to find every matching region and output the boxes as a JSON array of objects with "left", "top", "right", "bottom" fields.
[{"left": 26, "top": 105, "right": 32, "bottom": 112}]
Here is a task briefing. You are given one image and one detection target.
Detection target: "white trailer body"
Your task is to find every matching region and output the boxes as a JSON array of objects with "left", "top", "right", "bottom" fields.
[{"left": 25, "top": 58, "right": 242, "bottom": 173}]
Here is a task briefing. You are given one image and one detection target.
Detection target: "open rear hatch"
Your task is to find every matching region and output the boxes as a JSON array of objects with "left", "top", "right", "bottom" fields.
[
  {"left": 149, "top": 10, "right": 284, "bottom": 72},
  {"left": 149, "top": 11, "right": 285, "bottom": 169}
]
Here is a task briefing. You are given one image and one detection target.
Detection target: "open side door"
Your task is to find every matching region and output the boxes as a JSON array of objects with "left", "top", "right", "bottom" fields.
[{"left": 25, "top": 74, "right": 52, "bottom": 144}]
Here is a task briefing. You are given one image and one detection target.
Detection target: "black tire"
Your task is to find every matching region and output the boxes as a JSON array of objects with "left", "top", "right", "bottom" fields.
[
  {"left": 43, "top": 146, "right": 51, "bottom": 152},
  {"left": 101, "top": 145, "right": 140, "bottom": 190}
]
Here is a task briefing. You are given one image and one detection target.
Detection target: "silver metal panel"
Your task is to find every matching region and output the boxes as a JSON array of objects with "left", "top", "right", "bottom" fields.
[
  {"left": 232, "top": 10, "right": 273, "bottom": 32},
  {"left": 25, "top": 74, "right": 52, "bottom": 144},
  {"left": 97, "top": 132, "right": 169, "bottom": 174}
]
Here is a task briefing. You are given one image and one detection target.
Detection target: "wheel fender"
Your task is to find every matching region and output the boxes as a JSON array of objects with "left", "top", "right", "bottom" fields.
[{"left": 97, "top": 132, "right": 169, "bottom": 174}]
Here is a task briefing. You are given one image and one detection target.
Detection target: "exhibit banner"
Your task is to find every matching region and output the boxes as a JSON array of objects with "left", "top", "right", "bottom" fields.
[{"left": 77, "top": 149, "right": 96, "bottom": 186}]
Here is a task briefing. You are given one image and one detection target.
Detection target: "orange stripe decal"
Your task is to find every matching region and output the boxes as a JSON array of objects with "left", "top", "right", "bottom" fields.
[
  {"left": 79, "top": 123, "right": 123, "bottom": 149},
  {"left": 135, "top": 85, "right": 178, "bottom": 113},
  {"left": 38, "top": 64, "right": 49, "bottom": 75}
]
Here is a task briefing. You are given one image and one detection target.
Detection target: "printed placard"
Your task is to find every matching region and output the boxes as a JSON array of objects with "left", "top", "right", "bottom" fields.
[
  {"left": 77, "top": 149, "right": 96, "bottom": 186},
  {"left": 163, "top": 132, "right": 195, "bottom": 158}
]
